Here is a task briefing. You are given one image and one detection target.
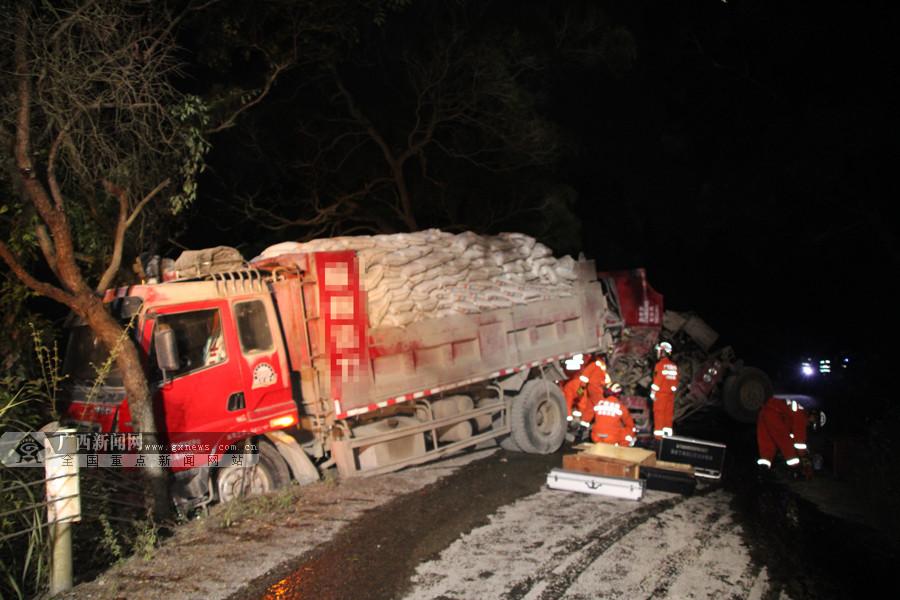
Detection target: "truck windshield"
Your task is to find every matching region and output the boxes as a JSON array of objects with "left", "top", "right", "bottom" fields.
[
  {"left": 63, "top": 325, "right": 124, "bottom": 387},
  {"left": 149, "top": 308, "right": 227, "bottom": 381}
]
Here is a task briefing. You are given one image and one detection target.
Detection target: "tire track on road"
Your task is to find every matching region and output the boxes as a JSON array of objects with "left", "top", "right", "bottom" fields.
[
  {"left": 500, "top": 494, "right": 687, "bottom": 600},
  {"left": 645, "top": 508, "right": 726, "bottom": 598}
]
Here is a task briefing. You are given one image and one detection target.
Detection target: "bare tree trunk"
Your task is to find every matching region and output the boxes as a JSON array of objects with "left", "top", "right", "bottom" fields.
[{"left": 82, "top": 300, "right": 170, "bottom": 519}]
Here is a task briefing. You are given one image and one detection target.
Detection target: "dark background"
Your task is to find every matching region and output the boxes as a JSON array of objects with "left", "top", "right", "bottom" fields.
[{"left": 558, "top": 1, "right": 897, "bottom": 379}]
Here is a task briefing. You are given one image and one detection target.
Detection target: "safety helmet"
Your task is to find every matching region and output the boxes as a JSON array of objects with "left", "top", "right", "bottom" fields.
[
  {"left": 655, "top": 341, "right": 673, "bottom": 358},
  {"left": 564, "top": 353, "right": 585, "bottom": 371},
  {"left": 608, "top": 382, "right": 623, "bottom": 395}
]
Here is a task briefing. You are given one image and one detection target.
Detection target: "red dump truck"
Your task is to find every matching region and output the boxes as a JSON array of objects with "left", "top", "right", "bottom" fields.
[{"left": 62, "top": 236, "right": 610, "bottom": 508}]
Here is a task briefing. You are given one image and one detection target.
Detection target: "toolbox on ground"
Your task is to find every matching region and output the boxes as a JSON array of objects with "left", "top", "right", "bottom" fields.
[
  {"left": 546, "top": 468, "right": 644, "bottom": 500},
  {"left": 639, "top": 460, "right": 697, "bottom": 495},
  {"left": 658, "top": 435, "right": 726, "bottom": 479}
]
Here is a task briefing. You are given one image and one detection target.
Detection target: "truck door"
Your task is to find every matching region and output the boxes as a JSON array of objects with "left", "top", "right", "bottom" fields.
[
  {"left": 148, "top": 301, "right": 249, "bottom": 448},
  {"left": 230, "top": 297, "right": 295, "bottom": 431}
]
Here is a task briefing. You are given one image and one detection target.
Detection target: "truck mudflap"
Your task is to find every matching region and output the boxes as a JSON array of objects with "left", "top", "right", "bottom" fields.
[{"left": 546, "top": 468, "right": 644, "bottom": 500}]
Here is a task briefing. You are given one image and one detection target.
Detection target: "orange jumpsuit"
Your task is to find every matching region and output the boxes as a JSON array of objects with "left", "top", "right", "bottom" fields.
[
  {"left": 651, "top": 356, "right": 679, "bottom": 439},
  {"left": 563, "top": 376, "right": 588, "bottom": 423},
  {"left": 582, "top": 357, "right": 611, "bottom": 389},
  {"left": 757, "top": 397, "right": 808, "bottom": 468},
  {"left": 563, "top": 358, "right": 610, "bottom": 426},
  {"left": 589, "top": 387, "right": 636, "bottom": 446}
]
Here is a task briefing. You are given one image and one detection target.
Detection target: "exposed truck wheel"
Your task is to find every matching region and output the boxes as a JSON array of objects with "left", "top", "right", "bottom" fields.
[
  {"left": 723, "top": 366, "right": 772, "bottom": 423},
  {"left": 509, "top": 379, "right": 567, "bottom": 454},
  {"left": 215, "top": 440, "right": 290, "bottom": 503}
]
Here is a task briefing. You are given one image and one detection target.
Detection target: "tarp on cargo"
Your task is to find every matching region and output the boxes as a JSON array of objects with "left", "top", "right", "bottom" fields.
[{"left": 173, "top": 246, "right": 244, "bottom": 279}]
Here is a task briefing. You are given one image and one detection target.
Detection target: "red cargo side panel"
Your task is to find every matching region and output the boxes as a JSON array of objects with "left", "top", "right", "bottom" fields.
[
  {"left": 601, "top": 268, "right": 664, "bottom": 328},
  {"left": 315, "top": 251, "right": 370, "bottom": 415}
]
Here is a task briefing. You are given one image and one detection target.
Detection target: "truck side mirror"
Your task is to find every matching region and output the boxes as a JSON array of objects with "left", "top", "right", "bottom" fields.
[{"left": 154, "top": 323, "right": 180, "bottom": 372}]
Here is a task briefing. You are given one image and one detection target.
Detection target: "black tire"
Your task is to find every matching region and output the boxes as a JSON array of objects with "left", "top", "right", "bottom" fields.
[
  {"left": 509, "top": 379, "right": 567, "bottom": 454},
  {"left": 723, "top": 366, "right": 772, "bottom": 423},
  {"left": 215, "top": 440, "right": 290, "bottom": 503}
]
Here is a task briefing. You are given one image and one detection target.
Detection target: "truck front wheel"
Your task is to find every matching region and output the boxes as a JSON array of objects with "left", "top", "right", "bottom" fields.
[
  {"left": 509, "top": 379, "right": 567, "bottom": 454},
  {"left": 215, "top": 440, "right": 290, "bottom": 503},
  {"left": 722, "top": 367, "right": 773, "bottom": 423}
]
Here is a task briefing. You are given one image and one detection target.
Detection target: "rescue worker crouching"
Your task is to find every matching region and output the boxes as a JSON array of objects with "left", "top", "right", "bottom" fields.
[
  {"left": 756, "top": 395, "right": 826, "bottom": 480},
  {"left": 650, "top": 341, "right": 679, "bottom": 440},
  {"left": 589, "top": 383, "right": 637, "bottom": 447},
  {"left": 563, "top": 353, "right": 611, "bottom": 442}
]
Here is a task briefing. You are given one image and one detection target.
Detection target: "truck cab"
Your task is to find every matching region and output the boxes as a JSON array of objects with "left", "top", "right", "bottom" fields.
[{"left": 63, "top": 270, "right": 307, "bottom": 508}]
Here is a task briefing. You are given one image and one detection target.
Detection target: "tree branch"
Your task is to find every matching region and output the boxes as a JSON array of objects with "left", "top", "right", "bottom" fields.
[
  {"left": 47, "top": 125, "right": 70, "bottom": 211},
  {"left": 97, "top": 176, "right": 171, "bottom": 294},
  {"left": 95, "top": 179, "right": 129, "bottom": 293},
  {"left": 94, "top": 176, "right": 170, "bottom": 292},
  {"left": 14, "top": 6, "right": 86, "bottom": 295},
  {"left": 0, "top": 241, "right": 75, "bottom": 308},
  {"left": 207, "top": 61, "right": 292, "bottom": 135},
  {"left": 14, "top": 7, "right": 34, "bottom": 178},
  {"left": 34, "top": 224, "right": 60, "bottom": 279},
  {"left": 126, "top": 178, "right": 170, "bottom": 229}
]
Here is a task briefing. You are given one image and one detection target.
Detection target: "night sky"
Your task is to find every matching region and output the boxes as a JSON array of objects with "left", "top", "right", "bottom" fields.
[
  {"left": 552, "top": 1, "right": 897, "bottom": 377},
  {"left": 180, "top": 0, "right": 897, "bottom": 381}
]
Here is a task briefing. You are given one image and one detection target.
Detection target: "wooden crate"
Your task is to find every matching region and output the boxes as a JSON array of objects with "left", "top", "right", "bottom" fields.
[
  {"left": 562, "top": 453, "right": 640, "bottom": 480},
  {"left": 573, "top": 443, "right": 657, "bottom": 467}
]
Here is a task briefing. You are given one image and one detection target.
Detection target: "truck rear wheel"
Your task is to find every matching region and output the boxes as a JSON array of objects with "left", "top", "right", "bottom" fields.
[
  {"left": 215, "top": 440, "right": 290, "bottom": 503},
  {"left": 723, "top": 367, "right": 772, "bottom": 423},
  {"left": 509, "top": 379, "right": 567, "bottom": 454}
]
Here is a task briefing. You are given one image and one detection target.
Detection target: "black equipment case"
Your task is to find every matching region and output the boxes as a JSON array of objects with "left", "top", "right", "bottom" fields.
[
  {"left": 658, "top": 435, "right": 727, "bottom": 480},
  {"left": 639, "top": 464, "right": 697, "bottom": 495}
]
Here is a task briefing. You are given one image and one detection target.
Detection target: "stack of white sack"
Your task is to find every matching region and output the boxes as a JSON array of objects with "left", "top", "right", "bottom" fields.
[{"left": 256, "top": 229, "right": 579, "bottom": 329}]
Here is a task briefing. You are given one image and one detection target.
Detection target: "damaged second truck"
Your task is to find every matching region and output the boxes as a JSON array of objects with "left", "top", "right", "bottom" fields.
[
  {"left": 598, "top": 268, "right": 773, "bottom": 441},
  {"left": 62, "top": 231, "right": 611, "bottom": 509}
]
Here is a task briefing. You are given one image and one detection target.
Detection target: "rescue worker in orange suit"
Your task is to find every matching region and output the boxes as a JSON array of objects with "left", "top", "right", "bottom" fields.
[
  {"left": 589, "top": 383, "right": 636, "bottom": 446},
  {"left": 564, "top": 353, "right": 611, "bottom": 430},
  {"left": 650, "top": 341, "right": 679, "bottom": 439},
  {"left": 582, "top": 354, "right": 612, "bottom": 389},
  {"left": 757, "top": 396, "right": 826, "bottom": 478}
]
